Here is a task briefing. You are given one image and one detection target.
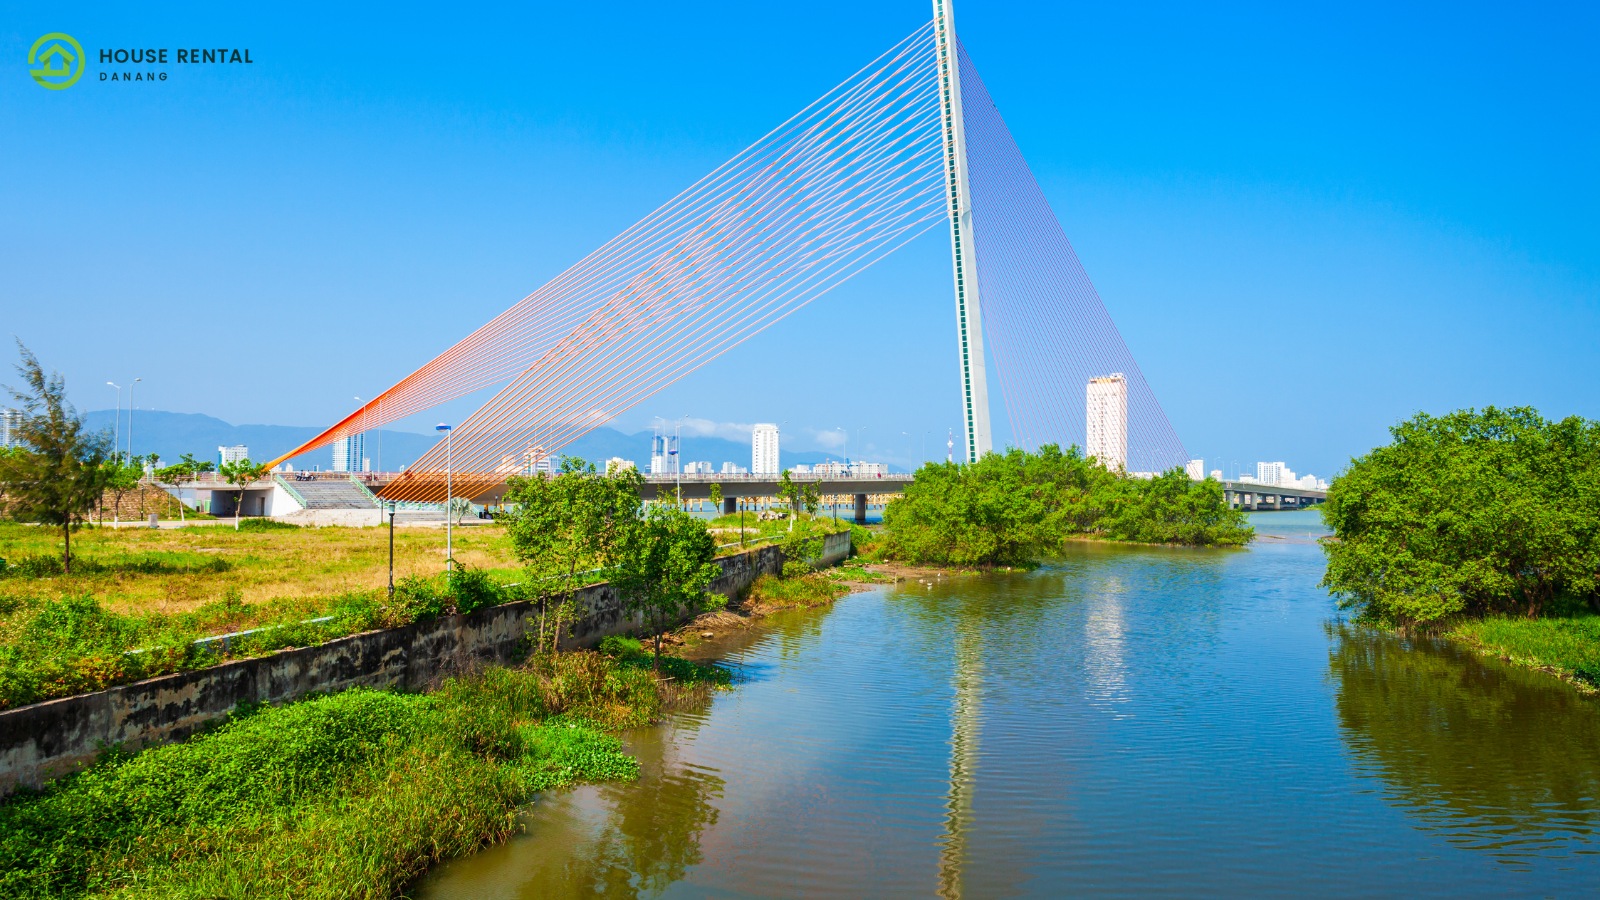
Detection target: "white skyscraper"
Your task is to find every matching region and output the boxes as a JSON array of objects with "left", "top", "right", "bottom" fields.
[
  {"left": 1185, "top": 458, "right": 1205, "bottom": 480},
  {"left": 1086, "top": 374, "right": 1128, "bottom": 472},
  {"left": 218, "top": 444, "right": 249, "bottom": 468},
  {"left": 752, "top": 423, "right": 780, "bottom": 475},
  {"left": 332, "top": 433, "right": 367, "bottom": 473},
  {"left": 1256, "top": 461, "right": 1290, "bottom": 487},
  {"left": 0, "top": 408, "right": 20, "bottom": 449},
  {"left": 649, "top": 429, "right": 678, "bottom": 475}
]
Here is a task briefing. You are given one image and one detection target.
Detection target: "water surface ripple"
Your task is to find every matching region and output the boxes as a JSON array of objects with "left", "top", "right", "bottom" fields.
[{"left": 420, "top": 511, "right": 1600, "bottom": 897}]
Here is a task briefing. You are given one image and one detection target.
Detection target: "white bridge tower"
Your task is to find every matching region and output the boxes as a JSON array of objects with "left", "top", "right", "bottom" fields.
[{"left": 933, "top": 0, "right": 993, "bottom": 463}]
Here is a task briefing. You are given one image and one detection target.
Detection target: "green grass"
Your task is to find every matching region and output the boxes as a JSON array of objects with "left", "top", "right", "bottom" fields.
[
  {"left": 0, "top": 520, "right": 519, "bottom": 615},
  {"left": 0, "top": 567, "right": 520, "bottom": 710},
  {"left": 742, "top": 572, "right": 847, "bottom": 612},
  {"left": 0, "top": 649, "right": 713, "bottom": 899},
  {"left": 1449, "top": 613, "right": 1600, "bottom": 687}
]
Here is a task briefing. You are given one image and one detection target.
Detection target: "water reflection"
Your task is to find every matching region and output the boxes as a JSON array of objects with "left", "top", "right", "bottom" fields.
[
  {"left": 420, "top": 720, "right": 723, "bottom": 899},
  {"left": 1330, "top": 624, "right": 1600, "bottom": 864},
  {"left": 937, "top": 623, "right": 981, "bottom": 899}
]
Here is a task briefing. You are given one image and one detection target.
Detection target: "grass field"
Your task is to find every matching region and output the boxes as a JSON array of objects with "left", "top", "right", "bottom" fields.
[
  {"left": 0, "top": 648, "right": 730, "bottom": 899},
  {"left": 0, "top": 521, "right": 517, "bottom": 615},
  {"left": 1449, "top": 613, "right": 1600, "bottom": 689}
]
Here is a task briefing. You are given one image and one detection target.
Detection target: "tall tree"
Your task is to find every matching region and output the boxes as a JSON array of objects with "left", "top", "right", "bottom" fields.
[
  {"left": 101, "top": 455, "right": 143, "bottom": 525},
  {"left": 218, "top": 458, "right": 267, "bottom": 530},
  {"left": 613, "top": 504, "right": 720, "bottom": 669},
  {"left": 0, "top": 342, "right": 111, "bottom": 573},
  {"left": 502, "top": 457, "right": 644, "bottom": 651}
]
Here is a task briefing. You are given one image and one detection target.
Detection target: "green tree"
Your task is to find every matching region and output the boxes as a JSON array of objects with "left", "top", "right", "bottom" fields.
[
  {"left": 152, "top": 451, "right": 208, "bottom": 522},
  {"left": 218, "top": 458, "right": 267, "bottom": 531},
  {"left": 882, "top": 444, "right": 1250, "bottom": 566},
  {"left": 1321, "top": 407, "right": 1600, "bottom": 626},
  {"left": 777, "top": 469, "right": 801, "bottom": 531},
  {"left": 0, "top": 342, "right": 112, "bottom": 573},
  {"left": 708, "top": 482, "right": 723, "bottom": 513},
  {"left": 100, "top": 455, "right": 144, "bottom": 525},
  {"left": 502, "top": 457, "right": 644, "bottom": 651},
  {"left": 802, "top": 482, "right": 821, "bottom": 518},
  {"left": 613, "top": 504, "right": 720, "bottom": 669}
]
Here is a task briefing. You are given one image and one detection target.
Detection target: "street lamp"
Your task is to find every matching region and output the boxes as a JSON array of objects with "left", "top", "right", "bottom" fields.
[
  {"left": 128, "top": 377, "right": 142, "bottom": 464},
  {"left": 106, "top": 382, "right": 121, "bottom": 461},
  {"left": 436, "top": 423, "right": 453, "bottom": 571},
  {"left": 354, "top": 396, "right": 364, "bottom": 474}
]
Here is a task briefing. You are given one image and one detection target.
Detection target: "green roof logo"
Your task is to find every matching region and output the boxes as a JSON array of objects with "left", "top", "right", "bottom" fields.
[{"left": 29, "top": 33, "right": 85, "bottom": 90}]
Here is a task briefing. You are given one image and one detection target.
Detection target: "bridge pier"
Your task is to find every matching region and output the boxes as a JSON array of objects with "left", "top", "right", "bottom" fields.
[
  {"left": 723, "top": 496, "right": 737, "bottom": 515},
  {"left": 854, "top": 493, "right": 868, "bottom": 525}
]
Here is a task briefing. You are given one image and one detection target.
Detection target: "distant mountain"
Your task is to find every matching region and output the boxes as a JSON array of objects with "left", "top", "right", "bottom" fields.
[
  {"left": 79, "top": 410, "right": 849, "bottom": 473},
  {"left": 82, "top": 410, "right": 438, "bottom": 471}
]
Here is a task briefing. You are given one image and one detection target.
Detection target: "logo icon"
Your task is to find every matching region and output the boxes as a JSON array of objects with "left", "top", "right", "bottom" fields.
[{"left": 29, "top": 33, "right": 85, "bottom": 90}]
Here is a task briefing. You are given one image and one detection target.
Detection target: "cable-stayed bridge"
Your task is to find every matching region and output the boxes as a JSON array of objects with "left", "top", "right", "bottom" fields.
[{"left": 267, "top": 0, "right": 1187, "bottom": 502}]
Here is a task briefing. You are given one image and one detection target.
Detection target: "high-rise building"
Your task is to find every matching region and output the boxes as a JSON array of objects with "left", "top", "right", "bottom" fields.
[
  {"left": 218, "top": 444, "right": 249, "bottom": 468},
  {"left": 752, "top": 423, "right": 779, "bottom": 475},
  {"left": 649, "top": 428, "right": 679, "bottom": 475},
  {"left": 605, "top": 457, "right": 636, "bottom": 474},
  {"left": 0, "top": 408, "right": 20, "bottom": 449},
  {"left": 684, "top": 461, "right": 713, "bottom": 475},
  {"left": 720, "top": 462, "right": 749, "bottom": 475},
  {"left": 1255, "top": 461, "right": 1300, "bottom": 487},
  {"left": 332, "top": 433, "right": 367, "bottom": 473},
  {"left": 1185, "top": 458, "right": 1205, "bottom": 480},
  {"left": 1086, "top": 374, "right": 1127, "bottom": 472}
]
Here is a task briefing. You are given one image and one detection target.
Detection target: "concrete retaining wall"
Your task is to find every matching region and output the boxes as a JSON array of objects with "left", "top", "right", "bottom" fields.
[{"left": 0, "top": 545, "right": 783, "bottom": 796}]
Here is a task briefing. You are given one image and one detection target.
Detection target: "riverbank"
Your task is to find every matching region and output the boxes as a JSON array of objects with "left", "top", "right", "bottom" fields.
[
  {"left": 0, "top": 647, "right": 727, "bottom": 899},
  {"left": 1446, "top": 614, "right": 1600, "bottom": 695},
  {"left": 659, "top": 562, "right": 899, "bottom": 651}
]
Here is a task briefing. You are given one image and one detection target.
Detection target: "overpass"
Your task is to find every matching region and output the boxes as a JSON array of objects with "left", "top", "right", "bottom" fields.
[
  {"left": 1220, "top": 480, "right": 1326, "bottom": 511},
  {"left": 642, "top": 472, "right": 913, "bottom": 523}
]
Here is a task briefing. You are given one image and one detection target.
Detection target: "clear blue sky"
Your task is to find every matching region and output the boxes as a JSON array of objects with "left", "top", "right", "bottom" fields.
[{"left": 3, "top": 1, "right": 1596, "bottom": 478}]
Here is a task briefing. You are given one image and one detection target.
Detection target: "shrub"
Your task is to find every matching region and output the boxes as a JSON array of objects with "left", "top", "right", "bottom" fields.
[
  {"left": 882, "top": 445, "right": 1250, "bottom": 565},
  {"left": 1321, "top": 407, "right": 1600, "bottom": 626}
]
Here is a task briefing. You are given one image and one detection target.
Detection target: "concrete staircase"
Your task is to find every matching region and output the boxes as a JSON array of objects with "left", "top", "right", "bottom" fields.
[{"left": 293, "top": 479, "right": 377, "bottom": 509}]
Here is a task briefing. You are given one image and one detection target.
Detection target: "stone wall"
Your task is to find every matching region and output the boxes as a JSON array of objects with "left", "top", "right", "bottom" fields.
[{"left": 0, "top": 544, "right": 783, "bottom": 796}]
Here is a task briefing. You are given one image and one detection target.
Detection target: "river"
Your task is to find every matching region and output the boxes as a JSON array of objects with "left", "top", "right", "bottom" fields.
[{"left": 418, "top": 510, "right": 1600, "bottom": 897}]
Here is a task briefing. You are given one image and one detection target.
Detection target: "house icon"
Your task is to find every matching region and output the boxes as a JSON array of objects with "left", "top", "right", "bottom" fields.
[
  {"left": 29, "top": 32, "right": 85, "bottom": 90},
  {"left": 35, "top": 43, "right": 74, "bottom": 77}
]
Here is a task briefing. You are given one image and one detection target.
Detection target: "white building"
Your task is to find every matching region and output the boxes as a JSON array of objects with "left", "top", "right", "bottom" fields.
[
  {"left": 649, "top": 429, "right": 678, "bottom": 476},
  {"left": 684, "top": 461, "right": 713, "bottom": 475},
  {"left": 1210, "top": 469, "right": 1224, "bottom": 481},
  {"left": 752, "top": 423, "right": 780, "bottom": 475},
  {"left": 0, "top": 408, "right": 20, "bottom": 449},
  {"left": 1185, "top": 458, "right": 1205, "bottom": 481},
  {"left": 332, "top": 433, "right": 368, "bottom": 473},
  {"left": 813, "top": 460, "right": 849, "bottom": 477},
  {"left": 1086, "top": 374, "right": 1128, "bottom": 472},
  {"left": 218, "top": 444, "right": 249, "bottom": 468},
  {"left": 605, "top": 457, "right": 636, "bottom": 474},
  {"left": 851, "top": 461, "right": 888, "bottom": 477},
  {"left": 790, "top": 464, "right": 812, "bottom": 475},
  {"left": 720, "top": 461, "right": 748, "bottom": 475}
]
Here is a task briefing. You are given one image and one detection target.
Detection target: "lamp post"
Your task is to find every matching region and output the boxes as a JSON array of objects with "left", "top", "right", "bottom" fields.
[
  {"left": 388, "top": 501, "right": 397, "bottom": 597},
  {"left": 354, "top": 396, "right": 364, "bottom": 474},
  {"left": 106, "top": 382, "right": 121, "bottom": 461},
  {"left": 436, "top": 423, "right": 453, "bottom": 571},
  {"left": 128, "top": 377, "right": 142, "bottom": 464}
]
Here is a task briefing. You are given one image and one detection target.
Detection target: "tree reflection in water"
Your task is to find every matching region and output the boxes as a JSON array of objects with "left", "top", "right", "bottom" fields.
[{"left": 1329, "top": 623, "right": 1600, "bottom": 865}]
